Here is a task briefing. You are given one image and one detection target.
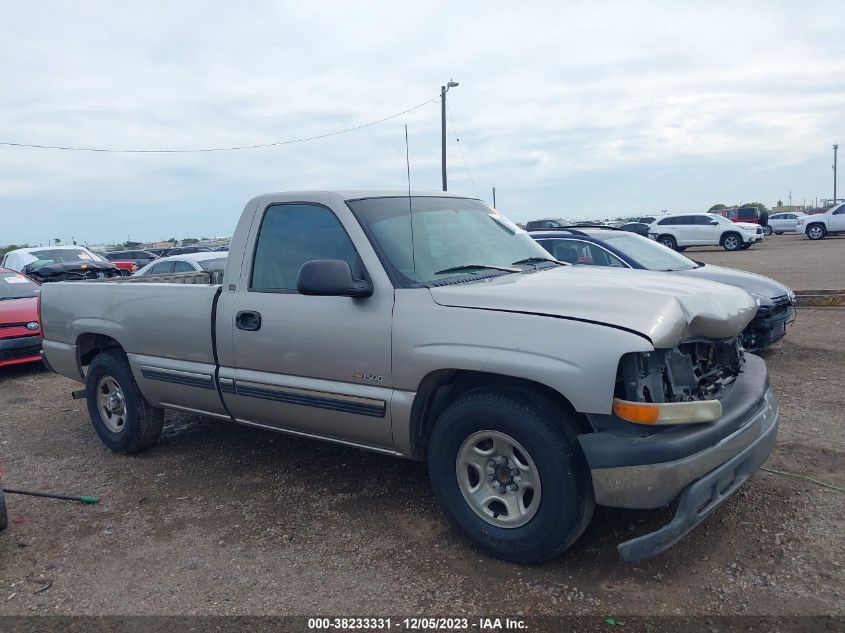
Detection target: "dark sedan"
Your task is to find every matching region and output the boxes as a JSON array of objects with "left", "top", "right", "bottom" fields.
[
  {"left": 102, "top": 249, "right": 158, "bottom": 268},
  {"left": 529, "top": 227, "right": 796, "bottom": 351}
]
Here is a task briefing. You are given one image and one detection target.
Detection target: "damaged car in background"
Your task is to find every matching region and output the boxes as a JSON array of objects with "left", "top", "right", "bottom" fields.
[
  {"left": 40, "top": 191, "right": 778, "bottom": 564},
  {"left": 1, "top": 246, "right": 124, "bottom": 282},
  {"left": 530, "top": 226, "right": 796, "bottom": 351}
]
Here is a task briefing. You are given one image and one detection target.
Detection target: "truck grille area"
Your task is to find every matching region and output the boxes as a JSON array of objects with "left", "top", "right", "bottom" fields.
[{"left": 616, "top": 338, "right": 744, "bottom": 403}]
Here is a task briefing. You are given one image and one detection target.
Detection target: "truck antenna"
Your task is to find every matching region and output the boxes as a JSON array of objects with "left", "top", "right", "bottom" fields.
[{"left": 405, "top": 124, "right": 417, "bottom": 279}]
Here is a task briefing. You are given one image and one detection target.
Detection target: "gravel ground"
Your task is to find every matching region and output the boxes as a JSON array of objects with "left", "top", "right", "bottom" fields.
[
  {"left": 0, "top": 253, "right": 843, "bottom": 618},
  {"left": 679, "top": 232, "right": 845, "bottom": 290}
]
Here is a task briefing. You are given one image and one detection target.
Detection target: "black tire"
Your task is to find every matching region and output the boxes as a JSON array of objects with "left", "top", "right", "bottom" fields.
[
  {"left": 775, "top": 232, "right": 784, "bottom": 236},
  {"left": 427, "top": 386, "right": 594, "bottom": 564},
  {"left": 658, "top": 235, "right": 677, "bottom": 250},
  {"left": 85, "top": 350, "right": 164, "bottom": 453},
  {"left": 0, "top": 490, "right": 7, "bottom": 531},
  {"left": 721, "top": 232, "right": 742, "bottom": 251},
  {"left": 806, "top": 223, "right": 826, "bottom": 240},
  {"left": 762, "top": 225, "right": 772, "bottom": 236}
]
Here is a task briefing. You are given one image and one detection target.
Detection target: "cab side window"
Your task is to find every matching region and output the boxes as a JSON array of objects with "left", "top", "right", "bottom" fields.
[{"left": 251, "top": 204, "right": 359, "bottom": 292}]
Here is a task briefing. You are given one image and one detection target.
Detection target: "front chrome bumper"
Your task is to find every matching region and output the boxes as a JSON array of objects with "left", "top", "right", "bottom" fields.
[
  {"left": 617, "top": 400, "right": 778, "bottom": 562},
  {"left": 590, "top": 387, "right": 778, "bottom": 509}
]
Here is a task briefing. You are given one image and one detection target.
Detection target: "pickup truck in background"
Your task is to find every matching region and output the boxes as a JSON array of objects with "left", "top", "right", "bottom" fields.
[
  {"left": 40, "top": 190, "right": 779, "bottom": 563},
  {"left": 797, "top": 202, "right": 845, "bottom": 240}
]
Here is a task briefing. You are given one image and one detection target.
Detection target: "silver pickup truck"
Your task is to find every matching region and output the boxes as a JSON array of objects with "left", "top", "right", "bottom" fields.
[{"left": 40, "top": 190, "right": 779, "bottom": 563}]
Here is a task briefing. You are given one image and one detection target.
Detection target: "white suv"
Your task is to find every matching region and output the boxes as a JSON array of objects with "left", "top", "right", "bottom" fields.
[{"left": 648, "top": 213, "right": 763, "bottom": 251}]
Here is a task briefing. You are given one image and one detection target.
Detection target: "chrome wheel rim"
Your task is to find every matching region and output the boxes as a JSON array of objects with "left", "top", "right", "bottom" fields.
[
  {"left": 724, "top": 236, "right": 739, "bottom": 249},
  {"left": 456, "top": 430, "right": 541, "bottom": 529},
  {"left": 660, "top": 238, "right": 674, "bottom": 249},
  {"left": 96, "top": 376, "right": 127, "bottom": 433},
  {"left": 808, "top": 226, "right": 824, "bottom": 239}
]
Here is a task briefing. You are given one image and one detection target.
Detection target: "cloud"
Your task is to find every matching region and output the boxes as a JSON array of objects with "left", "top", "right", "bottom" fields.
[{"left": 1, "top": 0, "right": 843, "bottom": 243}]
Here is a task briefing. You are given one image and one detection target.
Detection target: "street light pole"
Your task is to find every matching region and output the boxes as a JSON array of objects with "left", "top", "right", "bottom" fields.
[
  {"left": 492, "top": 187, "right": 497, "bottom": 208},
  {"left": 441, "top": 79, "right": 459, "bottom": 191},
  {"left": 834, "top": 144, "right": 839, "bottom": 203}
]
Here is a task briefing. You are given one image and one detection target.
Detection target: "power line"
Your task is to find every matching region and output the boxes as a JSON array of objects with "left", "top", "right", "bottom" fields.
[
  {"left": 445, "top": 100, "right": 480, "bottom": 198},
  {"left": 0, "top": 96, "right": 439, "bottom": 154}
]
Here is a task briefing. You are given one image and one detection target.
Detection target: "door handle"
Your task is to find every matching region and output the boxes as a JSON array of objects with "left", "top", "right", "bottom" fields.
[{"left": 235, "top": 310, "right": 262, "bottom": 331}]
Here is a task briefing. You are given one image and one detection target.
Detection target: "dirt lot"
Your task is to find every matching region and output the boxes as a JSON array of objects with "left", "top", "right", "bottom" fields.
[
  {"left": 0, "top": 236, "right": 843, "bottom": 618},
  {"left": 681, "top": 232, "right": 845, "bottom": 290}
]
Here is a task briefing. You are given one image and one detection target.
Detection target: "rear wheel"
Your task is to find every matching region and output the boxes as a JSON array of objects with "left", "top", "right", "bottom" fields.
[
  {"left": 722, "top": 233, "right": 742, "bottom": 251},
  {"left": 658, "top": 235, "right": 677, "bottom": 250},
  {"left": 807, "top": 224, "right": 826, "bottom": 240},
  {"left": 85, "top": 350, "right": 163, "bottom": 453},
  {"left": 427, "top": 387, "right": 594, "bottom": 564},
  {"left": 775, "top": 232, "right": 784, "bottom": 235}
]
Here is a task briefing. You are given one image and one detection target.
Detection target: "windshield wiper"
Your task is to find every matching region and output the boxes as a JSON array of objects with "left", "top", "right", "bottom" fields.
[
  {"left": 511, "top": 256, "right": 565, "bottom": 267},
  {"left": 434, "top": 264, "right": 520, "bottom": 275}
]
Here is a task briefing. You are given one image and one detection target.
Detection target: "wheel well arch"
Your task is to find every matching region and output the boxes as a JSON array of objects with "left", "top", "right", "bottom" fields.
[
  {"left": 408, "top": 369, "right": 591, "bottom": 459},
  {"left": 77, "top": 333, "right": 125, "bottom": 368},
  {"left": 720, "top": 230, "right": 741, "bottom": 244}
]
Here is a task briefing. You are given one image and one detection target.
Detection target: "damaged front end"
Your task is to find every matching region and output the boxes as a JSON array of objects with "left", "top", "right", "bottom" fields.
[
  {"left": 579, "top": 339, "right": 778, "bottom": 563},
  {"left": 25, "top": 262, "right": 123, "bottom": 283},
  {"left": 616, "top": 337, "right": 744, "bottom": 404}
]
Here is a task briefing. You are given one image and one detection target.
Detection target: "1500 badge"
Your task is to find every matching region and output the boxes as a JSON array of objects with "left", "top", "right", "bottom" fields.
[{"left": 353, "top": 372, "right": 384, "bottom": 382}]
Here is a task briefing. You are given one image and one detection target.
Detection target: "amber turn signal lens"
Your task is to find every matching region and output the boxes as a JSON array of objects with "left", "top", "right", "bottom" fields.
[{"left": 613, "top": 399, "right": 660, "bottom": 424}]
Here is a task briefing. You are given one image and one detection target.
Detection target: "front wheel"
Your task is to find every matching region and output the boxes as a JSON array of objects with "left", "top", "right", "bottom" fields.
[
  {"left": 85, "top": 350, "right": 164, "bottom": 453},
  {"left": 722, "top": 233, "right": 742, "bottom": 251},
  {"left": 762, "top": 225, "right": 772, "bottom": 236},
  {"left": 428, "top": 387, "right": 594, "bottom": 564},
  {"left": 806, "top": 224, "right": 826, "bottom": 240}
]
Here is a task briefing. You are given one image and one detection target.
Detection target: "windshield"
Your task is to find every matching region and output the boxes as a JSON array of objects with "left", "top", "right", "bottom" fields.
[
  {"left": 601, "top": 232, "right": 698, "bottom": 271},
  {"left": 348, "top": 197, "right": 554, "bottom": 286},
  {"left": 24, "top": 248, "right": 106, "bottom": 270},
  {"left": 0, "top": 271, "right": 40, "bottom": 299}
]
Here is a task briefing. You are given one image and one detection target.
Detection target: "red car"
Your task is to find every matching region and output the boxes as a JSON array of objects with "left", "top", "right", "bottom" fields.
[
  {"left": 0, "top": 268, "right": 43, "bottom": 368},
  {"left": 109, "top": 261, "right": 137, "bottom": 275}
]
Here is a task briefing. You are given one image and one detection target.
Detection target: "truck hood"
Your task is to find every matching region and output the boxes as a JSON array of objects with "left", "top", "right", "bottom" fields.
[{"left": 428, "top": 267, "right": 757, "bottom": 348}]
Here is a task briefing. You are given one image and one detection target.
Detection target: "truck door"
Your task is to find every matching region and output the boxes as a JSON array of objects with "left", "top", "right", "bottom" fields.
[{"left": 215, "top": 200, "right": 395, "bottom": 451}]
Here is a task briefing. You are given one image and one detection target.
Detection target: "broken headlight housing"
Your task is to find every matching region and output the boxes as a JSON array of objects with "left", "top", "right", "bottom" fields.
[{"left": 616, "top": 337, "right": 744, "bottom": 405}]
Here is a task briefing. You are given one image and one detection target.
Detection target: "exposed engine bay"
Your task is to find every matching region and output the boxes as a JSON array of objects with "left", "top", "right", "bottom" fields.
[
  {"left": 616, "top": 338, "right": 744, "bottom": 403},
  {"left": 24, "top": 261, "right": 124, "bottom": 283}
]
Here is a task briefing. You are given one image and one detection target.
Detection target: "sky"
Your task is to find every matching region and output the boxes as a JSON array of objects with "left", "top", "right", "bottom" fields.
[{"left": 1, "top": 0, "right": 843, "bottom": 246}]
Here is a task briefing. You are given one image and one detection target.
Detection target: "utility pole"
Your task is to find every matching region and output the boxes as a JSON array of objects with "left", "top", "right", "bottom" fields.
[
  {"left": 834, "top": 144, "right": 839, "bottom": 202},
  {"left": 440, "top": 79, "right": 459, "bottom": 191},
  {"left": 492, "top": 187, "right": 497, "bottom": 208}
]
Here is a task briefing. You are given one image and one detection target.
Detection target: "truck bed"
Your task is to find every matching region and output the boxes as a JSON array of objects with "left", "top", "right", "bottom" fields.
[{"left": 40, "top": 279, "right": 222, "bottom": 376}]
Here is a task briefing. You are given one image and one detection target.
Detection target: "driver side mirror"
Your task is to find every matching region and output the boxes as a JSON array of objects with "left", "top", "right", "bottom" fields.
[
  {"left": 297, "top": 259, "right": 373, "bottom": 298},
  {"left": 709, "top": 220, "right": 718, "bottom": 225}
]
